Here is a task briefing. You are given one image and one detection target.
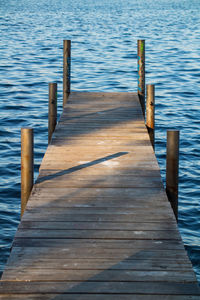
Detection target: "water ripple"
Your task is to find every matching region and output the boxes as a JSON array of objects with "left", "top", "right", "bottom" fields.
[{"left": 0, "top": 0, "right": 200, "bottom": 282}]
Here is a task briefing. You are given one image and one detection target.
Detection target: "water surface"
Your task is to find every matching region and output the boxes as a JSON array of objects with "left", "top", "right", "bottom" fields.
[{"left": 0, "top": 0, "right": 200, "bottom": 282}]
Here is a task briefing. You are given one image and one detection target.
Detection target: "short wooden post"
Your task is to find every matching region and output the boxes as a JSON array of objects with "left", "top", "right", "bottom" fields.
[
  {"left": 166, "top": 130, "right": 179, "bottom": 221},
  {"left": 146, "top": 84, "right": 155, "bottom": 149},
  {"left": 21, "top": 128, "right": 34, "bottom": 217},
  {"left": 137, "top": 39, "right": 145, "bottom": 117},
  {"left": 48, "top": 83, "right": 57, "bottom": 144},
  {"left": 63, "top": 40, "right": 71, "bottom": 108}
]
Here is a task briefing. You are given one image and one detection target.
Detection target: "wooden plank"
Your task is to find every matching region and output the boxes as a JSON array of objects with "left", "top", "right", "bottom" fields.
[
  {"left": 55, "top": 124, "right": 146, "bottom": 130},
  {"left": 25, "top": 197, "right": 171, "bottom": 208},
  {"left": 9, "top": 247, "right": 189, "bottom": 260},
  {"left": 3, "top": 269, "right": 196, "bottom": 282},
  {"left": 0, "top": 281, "right": 200, "bottom": 295},
  {"left": 0, "top": 293, "right": 198, "bottom": 300},
  {"left": 4, "top": 258, "right": 193, "bottom": 271},
  {"left": 37, "top": 167, "right": 161, "bottom": 177},
  {"left": 29, "top": 187, "right": 168, "bottom": 201},
  {"left": 39, "top": 161, "right": 159, "bottom": 171},
  {"left": 21, "top": 212, "right": 176, "bottom": 222},
  {"left": 23, "top": 207, "right": 173, "bottom": 215},
  {"left": 63, "top": 103, "right": 141, "bottom": 108},
  {"left": 57, "top": 121, "right": 145, "bottom": 126},
  {"left": 11, "top": 239, "right": 185, "bottom": 250},
  {"left": 34, "top": 176, "right": 163, "bottom": 188},
  {"left": 43, "top": 148, "right": 155, "bottom": 157},
  {"left": 52, "top": 135, "right": 150, "bottom": 140},
  {"left": 59, "top": 113, "right": 143, "bottom": 118},
  {"left": 19, "top": 221, "right": 177, "bottom": 230},
  {"left": 39, "top": 158, "right": 159, "bottom": 165},
  {"left": 26, "top": 187, "right": 171, "bottom": 208},
  {"left": 21, "top": 206, "right": 175, "bottom": 222},
  {"left": 15, "top": 229, "right": 181, "bottom": 240},
  {"left": 49, "top": 139, "right": 152, "bottom": 146},
  {"left": 39, "top": 155, "right": 159, "bottom": 164},
  {"left": 59, "top": 120, "right": 145, "bottom": 125},
  {"left": 38, "top": 164, "right": 160, "bottom": 173},
  {"left": 44, "top": 146, "right": 155, "bottom": 156},
  {"left": 59, "top": 111, "right": 142, "bottom": 117},
  {"left": 26, "top": 200, "right": 171, "bottom": 209},
  {"left": 68, "top": 91, "right": 138, "bottom": 100},
  {"left": 58, "top": 116, "right": 144, "bottom": 122}
]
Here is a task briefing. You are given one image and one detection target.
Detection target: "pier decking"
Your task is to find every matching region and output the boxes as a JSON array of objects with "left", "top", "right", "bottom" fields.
[{"left": 1, "top": 92, "right": 199, "bottom": 299}]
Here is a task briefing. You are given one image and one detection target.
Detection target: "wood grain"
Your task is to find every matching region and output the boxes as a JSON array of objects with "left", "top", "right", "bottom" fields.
[{"left": 1, "top": 92, "right": 199, "bottom": 298}]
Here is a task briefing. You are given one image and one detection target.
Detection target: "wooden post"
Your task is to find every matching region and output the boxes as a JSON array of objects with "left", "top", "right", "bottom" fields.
[
  {"left": 166, "top": 130, "right": 179, "bottom": 221},
  {"left": 146, "top": 84, "right": 155, "bottom": 149},
  {"left": 48, "top": 83, "right": 57, "bottom": 144},
  {"left": 137, "top": 39, "right": 145, "bottom": 117},
  {"left": 63, "top": 40, "right": 71, "bottom": 108},
  {"left": 21, "top": 128, "right": 34, "bottom": 217}
]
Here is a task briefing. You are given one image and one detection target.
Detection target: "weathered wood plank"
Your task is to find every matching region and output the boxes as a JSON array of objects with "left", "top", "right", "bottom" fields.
[
  {"left": 21, "top": 212, "right": 176, "bottom": 222},
  {"left": 35, "top": 176, "right": 163, "bottom": 188},
  {"left": 52, "top": 135, "right": 151, "bottom": 140},
  {"left": 29, "top": 187, "right": 168, "bottom": 201},
  {"left": 25, "top": 200, "right": 172, "bottom": 209},
  {"left": 41, "top": 150, "right": 156, "bottom": 159},
  {"left": 9, "top": 247, "right": 189, "bottom": 260},
  {"left": 21, "top": 206, "right": 175, "bottom": 223},
  {"left": 40, "top": 161, "right": 155, "bottom": 170},
  {"left": 0, "top": 281, "right": 200, "bottom": 295},
  {"left": 19, "top": 221, "right": 177, "bottom": 231},
  {"left": 59, "top": 111, "right": 142, "bottom": 117},
  {"left": 59, "top": 120, "right": 145, "bottom": 125},
  {"left": 3, "top": 269, "right": 196, "bottom": 282},
  {"left": 4, "top": 258, "right": 192, "bottom": 271},
  {"left": 25, "top": 197, "right": 171, "bottom": 208},
  {"left": 49, "top": 139, "right": 152, "bottom": 146},
  {"left": 68, "top": 91, "right": 138, "bottom": 99},
  {"left": 55, "top": 125, "right": 146, "bottom": 130},
  {"left": 15, "top": 229, "right": 181, "bottom": 240},
  {"left": 44, "top": 146, "right": 155, "bottom": 157},
  {"left": 23, "top": 206, "right": 173, "bottom": 215},
  {"left": 0, "top": 293, "right": 198, "bottom": 300},
  {"left": 39, "top": 161, "right": 159, "bottom": 171},
  {"left": 11, "top": 238, "right": 185, "bottom": 250}
]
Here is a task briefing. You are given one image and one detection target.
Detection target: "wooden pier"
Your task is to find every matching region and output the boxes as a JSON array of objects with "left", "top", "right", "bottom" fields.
[{"left": 0, "top": 91, "right": 200, "bottom": 299}]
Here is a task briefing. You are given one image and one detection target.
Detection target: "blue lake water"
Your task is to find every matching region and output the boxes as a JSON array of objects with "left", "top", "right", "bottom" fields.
[{"left": 0, "top": 0, "right": 200, "bottom": 282}]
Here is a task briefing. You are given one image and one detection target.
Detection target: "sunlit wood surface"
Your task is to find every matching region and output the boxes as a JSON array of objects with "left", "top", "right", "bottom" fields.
[{"left": 1, "top": 92, "right": 199, "bottom": 299}]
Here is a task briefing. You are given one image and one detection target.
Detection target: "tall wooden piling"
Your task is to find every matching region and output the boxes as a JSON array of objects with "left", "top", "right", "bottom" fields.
[
  {"left": 63, "top": 40, "right": 71, "bottom": 108},
  {"left": 166, "top": 130, "right": 179, "bottom": 221},
  {"left": 21, "top": 128, "right": 34, "bottom": 217},
  {"left": 146, "top": 84, "right": 155, "bottom": 149},
  {"left": 137, "top": 39, "right": 145, "bottom": 117},
  {"left": 48, "top": 83, "right": 57, "bottom": 144}
]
